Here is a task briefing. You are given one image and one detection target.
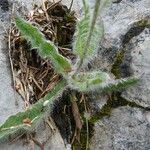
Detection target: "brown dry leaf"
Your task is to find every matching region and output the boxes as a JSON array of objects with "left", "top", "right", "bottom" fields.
[
  {"left": 71, "top": 95, "right": 83, "bottom": 143},
  {"left": 15, "top": 76, "right": 25, "bottom": 100}
]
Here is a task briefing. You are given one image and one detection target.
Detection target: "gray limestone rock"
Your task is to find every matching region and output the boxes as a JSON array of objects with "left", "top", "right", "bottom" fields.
[
  {"left": 98, "top": 0, "right": 150, "bottom": 108},
  {"left": 88, "top": 92, "right": 109, "bottom": 114},
  {"left": 86, "top": 0, "right": 150, "bottom": 111},
  {"left": 90, "top": 1, "right": 150, "bottom": 149},
  {"left": 0, "top": 1, "right": 24, "bottom": 126},
  {"left": 121, "top": 27, "right": 150, "bottom": 108},
  {"left": 95, "top": 0, "right": 150, "bottom": 69},
  {"left": 90, "top": 106, "right": 150, "bottom": 150},
  {"left": 0, "top": 0, "right": 67, "bottom": 149},
  {"left": 102, "top": 0, "right": 150, "bottom": 48},
  {"left": 1, "top": 0, "right": 150, "bottom": 149}
]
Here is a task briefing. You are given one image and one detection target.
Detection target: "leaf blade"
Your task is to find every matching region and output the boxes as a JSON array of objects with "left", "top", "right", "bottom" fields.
[
  {"left": 0, "top": 79, "right": 66, "bottom": 142},
  {"left": 15, "top": 17, "right": 72, "bottom": 75},
  {"left": 69, "top": 71, "right": 139, "bottom": 92},
  {"left": 73, "top": 0, "right": 104, "bottom": 67}
]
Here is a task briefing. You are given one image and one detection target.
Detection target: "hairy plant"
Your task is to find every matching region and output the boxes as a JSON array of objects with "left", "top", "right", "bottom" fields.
[
  {"left": 0, "top": 0, "right": 139, "bottom": 143},
  {"left": 0, "top": 79, "right": 66, "bottom": 142}
]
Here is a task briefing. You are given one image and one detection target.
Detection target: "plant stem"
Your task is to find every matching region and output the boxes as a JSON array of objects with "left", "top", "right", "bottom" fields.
[{"left": 86, "top": 117, "right": 89, "bottom": 150}]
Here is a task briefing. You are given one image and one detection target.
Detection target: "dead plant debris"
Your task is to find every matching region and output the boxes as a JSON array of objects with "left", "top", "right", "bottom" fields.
[{"left": 10, "top": 0, "right": 76, "bottom": 105}]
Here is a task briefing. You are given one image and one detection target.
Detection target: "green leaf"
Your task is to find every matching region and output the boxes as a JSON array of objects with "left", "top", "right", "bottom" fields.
[
  {"left": 15, "top": 17, "right": 72, "bottom": 75},
  {"left": 0, "top": 79, "right": 67, "bottom": 142},
  {"left": 39, "top": 41, "right": 72, "bottom": 74},
  {"left": 101, "top": 76, "right": 139, "bottom": 92},
  {"left": 73, "top": 2, "right": 104, "bottom": 62},
  {"left": 69, "top": 71, "right": 139, "bottom": 92},
  {"left": 69, "top": 71, "right": 110, "bottom": 92}
]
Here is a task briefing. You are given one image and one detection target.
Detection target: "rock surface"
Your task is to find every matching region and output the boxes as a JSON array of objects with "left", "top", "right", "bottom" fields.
[
  {"left": 102, "top": 0, "right": 150, "bottom": 48},
  {"left": 0, "top": 0, "right": 24, "bottom": 126},
  {"left": 90, "top": 1, "right": 150, "bottom": 149},
  {"left": 90, "top": 106, "right": 150, "bottom": 150},
  {"left": 0, "top": 0, "right": 67, "bottom": 150},
  {"left": 0, "top": 0, "right": 150, "bottom": 149},
  {"left": 121, "top": 27, "right": 150, "bottom": 108},
  {"left": 98, "top": 0, "right": 150, "bottom": 107}
]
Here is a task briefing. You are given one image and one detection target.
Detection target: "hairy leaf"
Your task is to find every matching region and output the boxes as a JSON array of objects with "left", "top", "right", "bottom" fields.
[
  {"left": 69, "top": 71, "right": 139, "bottom": 92},
  {"left": 0, "top": 80, "right": 66, "bottom": 142},
  {"left": 15, "top": 17, "right": 72, "bottom": 75},
  {"left": 73, "top": 0, "right": 104, "bottom": 63},
  {"left": 69, "top": 71, "right": 110, "bottom": 91},
  {"left": 101, "top": 76, "right": 139, "bottom": 92}
]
